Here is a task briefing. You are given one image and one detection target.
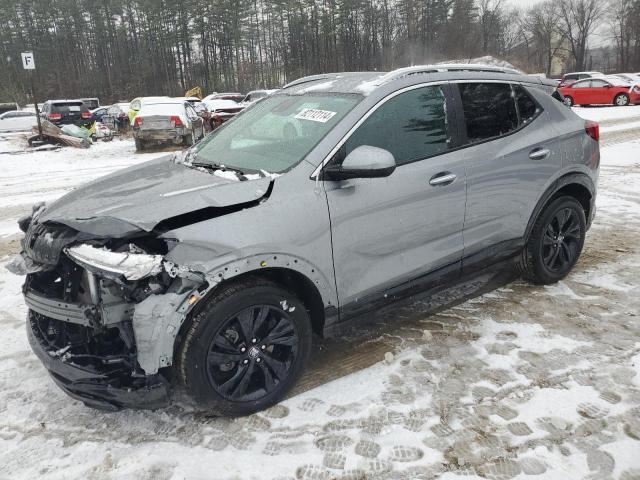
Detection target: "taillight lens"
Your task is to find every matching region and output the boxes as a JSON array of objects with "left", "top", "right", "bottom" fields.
[
  {"left": 81, "top": 112, "right": 92, "bottom": 119},
  {"left": 170, "top": 115, "right": 183, "bottom": 127},
  {"left": 133, "top": 116, "right": 142, "bottom": 127},
  {"left": 47, "top": 113, "right": 62, "bottom": 120},
  {"left": 585, "top": 120, "right": 599, "bottom": 142}
]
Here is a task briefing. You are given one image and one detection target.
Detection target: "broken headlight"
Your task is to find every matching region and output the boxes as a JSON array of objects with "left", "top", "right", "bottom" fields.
[{"left": 65, "top": 244, "right": 163, "bottom": 281}]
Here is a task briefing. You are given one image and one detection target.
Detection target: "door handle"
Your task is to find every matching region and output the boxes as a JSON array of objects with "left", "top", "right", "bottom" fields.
[
  {"left": 429, "top": 172, "right": 457, "bottom": 186},
  {"left": 529, "top": 148, "right": 550, "bottom": 160}
]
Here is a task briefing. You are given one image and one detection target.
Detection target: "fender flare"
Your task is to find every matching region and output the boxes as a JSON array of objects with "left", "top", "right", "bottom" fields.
[
  {"left": 199, "top": 253, "right": 337, "bottom": 308},
  {"left": 524, "top": 172, "right": 596, "bottom": 242}
]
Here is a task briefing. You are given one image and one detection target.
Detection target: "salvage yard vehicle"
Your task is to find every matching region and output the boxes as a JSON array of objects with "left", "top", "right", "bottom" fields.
[
  {"left": 132, "top": 99, "right": 205, "bottom": 150},
  {"left": 0, "top": 110, "right": 36, "bottom": 132},
  {"left": 559, "top": 77, "right": 640, "bottom": 107},
  {"left": 559, "top": 71, "right": 604, "bottom": 87},
  {"left": 9, "top": 65, "right": 599, "bottom": 415},
  {"left": 127, "top": 96, "right": 170, "bottom": 125},
  {"left": 202, "top": 98, "right": 245, "bottom": 129},
  {"left": 41, "top": 100, "right": 93, "bottom": 128}
]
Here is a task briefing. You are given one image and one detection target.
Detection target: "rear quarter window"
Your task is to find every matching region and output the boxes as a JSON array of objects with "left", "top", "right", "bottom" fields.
[
  {"left": 459, "top": 82, "right": 518, "bottom": 143},
  {"left": 514, "top": 85, "right": 542, "bottom": 125}
]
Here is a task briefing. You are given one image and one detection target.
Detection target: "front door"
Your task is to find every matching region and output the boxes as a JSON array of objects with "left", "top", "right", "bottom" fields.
[{"left": 323, "top": 84, "right": 467, "bottom": 313}]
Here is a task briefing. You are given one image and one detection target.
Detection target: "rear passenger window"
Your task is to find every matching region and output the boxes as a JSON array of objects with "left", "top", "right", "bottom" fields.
[
  {"left": 514, "top": 85, "right": 540, "bottom": 125},
  {"left": 344, "top": 85, "right": 449, "bottom": 166},
  {"left": 459, "top": 83, "right": 518, "bottom": 143}
]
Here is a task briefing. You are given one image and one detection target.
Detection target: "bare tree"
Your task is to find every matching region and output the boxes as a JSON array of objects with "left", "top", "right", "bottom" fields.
[
  {"left": 525, "top": 1, "right": 567, "bottom": 75},
  {"left": 609, "top": 0, "right": 634, "bottom": 71},
  {"left": 477, "top": 0, "right": 503, "bottom": 55},
  {"left": 558, "top": 0, "right": 606, "bottom": 71}
]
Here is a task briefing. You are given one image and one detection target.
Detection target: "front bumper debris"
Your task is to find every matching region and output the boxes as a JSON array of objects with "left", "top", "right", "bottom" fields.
[{"left": 27, "top": 310, "right": 170, "bottom": 411}]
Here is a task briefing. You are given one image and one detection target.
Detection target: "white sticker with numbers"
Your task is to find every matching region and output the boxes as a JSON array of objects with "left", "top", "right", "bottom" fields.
[{"left": 294, "top": 108, "right": 337, "bottom": 123}]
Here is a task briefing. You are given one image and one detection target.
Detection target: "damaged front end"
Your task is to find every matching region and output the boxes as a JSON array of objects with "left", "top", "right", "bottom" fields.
[{"left": 10, "top": 213, "right": 208, "bottom": 411}]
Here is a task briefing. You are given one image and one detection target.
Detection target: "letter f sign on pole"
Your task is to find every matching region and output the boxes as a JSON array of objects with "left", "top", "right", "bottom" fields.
[
  {"left": 21, "top": 52, "right": 35, "bottom": 70},
  {"left": 21, "top": 51, "right": 43, "bottom": 141}
]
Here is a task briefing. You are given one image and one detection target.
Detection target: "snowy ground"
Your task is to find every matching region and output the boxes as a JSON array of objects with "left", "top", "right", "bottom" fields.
[{"left": 1, "top": 108, "right": 640, "bottom": 480}]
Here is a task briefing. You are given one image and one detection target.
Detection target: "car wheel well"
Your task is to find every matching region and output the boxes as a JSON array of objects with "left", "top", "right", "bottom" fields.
[
  {"left": 551, "top": 183, "right": 592, "bottom": 220},
  {"left": 181, "top": 268, "right": 326, "bottom": 337},
  {"left": 242, "top": 268, "right": 326, "bottom": 336}
]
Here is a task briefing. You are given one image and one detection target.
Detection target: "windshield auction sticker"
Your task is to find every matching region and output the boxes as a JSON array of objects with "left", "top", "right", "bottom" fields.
[{"left": 294, "top": 108, "right": 337, "bottom": 123}]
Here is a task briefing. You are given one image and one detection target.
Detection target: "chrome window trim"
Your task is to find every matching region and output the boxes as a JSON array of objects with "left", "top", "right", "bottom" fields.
[{"left": 310, "top": 81, "right": 444, "bottom": 179}]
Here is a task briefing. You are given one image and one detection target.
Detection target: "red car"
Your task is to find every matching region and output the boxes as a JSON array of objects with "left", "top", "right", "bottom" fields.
[{"left": 559, "top": 78, "right": 640, "bottom": 107}]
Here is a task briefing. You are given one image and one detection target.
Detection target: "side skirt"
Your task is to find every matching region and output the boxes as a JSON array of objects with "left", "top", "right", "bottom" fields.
[{"left": 323, "top": 240, "right": 523, "bottom": 337}]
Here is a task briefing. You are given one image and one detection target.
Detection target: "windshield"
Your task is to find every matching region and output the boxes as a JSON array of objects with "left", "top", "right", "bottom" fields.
[{"left": 193, "top": 93, "right": 360, "bottom": 173}]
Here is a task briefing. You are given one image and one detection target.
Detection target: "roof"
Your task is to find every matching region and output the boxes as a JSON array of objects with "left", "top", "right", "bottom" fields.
[{"left": 282, "top": 64, "right": 557, "bottom": 96}]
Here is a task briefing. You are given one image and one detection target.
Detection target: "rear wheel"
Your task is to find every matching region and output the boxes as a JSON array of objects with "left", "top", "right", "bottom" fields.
[
  {"left": 177, "top": 277, "right": 312, "bottom": 416},
  {"left": 563, "top": 96, "right": 574, "bottom": 107},
  {"left": 518, "top": 196, "right": 586, "bottom": 285},
  {"left": 614, "top": 93, "right": 629, "bottom": 106},
  {"left": 134, "top": 137, "right": 145, "bottom": 151}
]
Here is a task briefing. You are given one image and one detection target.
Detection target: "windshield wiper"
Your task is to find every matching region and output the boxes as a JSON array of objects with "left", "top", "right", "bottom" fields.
[{"left": 192, "top": 162, "right": 248, "bottom": 181}]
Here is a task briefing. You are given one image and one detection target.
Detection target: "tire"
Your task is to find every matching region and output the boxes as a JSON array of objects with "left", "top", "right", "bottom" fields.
[
  {"left": 177, "top": 277, "right": 312, "bottom": 416},
  {"left": 134, "top": 137, "right": 145, "bottom": 151},
  {"left": 614, "top": 93, "right": 629, "bottom": 106},
  {"left": 563, "top": 96, "right": 574, "bottom": 107},
  {"left": 517, "top": 196, "right": 586, "bottom": 285},
  {"left": 184, "top": 131, "right": 194, "bottom": 146}
]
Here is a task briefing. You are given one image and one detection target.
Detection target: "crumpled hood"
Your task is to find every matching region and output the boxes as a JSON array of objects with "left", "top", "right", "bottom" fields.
[{"left": 38, "top": 156, "right": 272, "bottom": 237}]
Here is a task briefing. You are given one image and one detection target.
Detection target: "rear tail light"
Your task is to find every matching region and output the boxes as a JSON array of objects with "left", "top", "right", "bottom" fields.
[
  {"left": 81, "top": 112, "right": 92, "bottom": 119},
  {"left": 47, "top": 113, "right": 62, "bottom": 120},
  {"left": 585, "top": 120, "right": 599, "bottom": 142},
  {"left": 133, "top": 116, "right": 142, "bottom": 127},
  {"left": 170, "top": 115, "right": 183, "bottom": 127}
]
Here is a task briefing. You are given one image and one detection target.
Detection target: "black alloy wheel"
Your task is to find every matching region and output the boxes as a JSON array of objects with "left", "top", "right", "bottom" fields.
[
  {"left": 206, "top": 304, "right": 299, "bottom": 402},
  {"left": 518, "top": 196, "right": 586, "bottom": 284},
  {"left": 177, "top": 277, "right": 312, "bottom": 416},
  {"left": 541, "top": 207, "right": 581, "bottom": 273}
]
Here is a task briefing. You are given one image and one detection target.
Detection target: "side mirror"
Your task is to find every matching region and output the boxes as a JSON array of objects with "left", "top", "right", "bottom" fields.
[{"left": 323, "top": 145, "right": 396, "bottom": 180}]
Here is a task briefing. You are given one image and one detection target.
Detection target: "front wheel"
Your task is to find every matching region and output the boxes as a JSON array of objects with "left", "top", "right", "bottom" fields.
[
  {"left": 563, "top": 96, "right": 574, "bottom": 107},
  {"left": 177, "top": 277, "right": 312, "bottom": 416},
  {"left": 614, "top": 93, "right": 630, "bottom": 106},
  {"left": 518, "top": 196, "right": 586, "bottom": 285}
]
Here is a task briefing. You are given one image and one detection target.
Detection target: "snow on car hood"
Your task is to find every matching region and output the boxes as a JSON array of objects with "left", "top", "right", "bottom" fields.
[{"left": 37, "top": 155, "right": 272, "bottom": 237}]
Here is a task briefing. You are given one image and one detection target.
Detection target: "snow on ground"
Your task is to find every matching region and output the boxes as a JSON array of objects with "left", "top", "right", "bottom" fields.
[
  {"left": 1, "top": 108, "right": 640, "bottom": 480},
  {"left": 0, "top": 136, "right": 158, "bottom": 239},
  {"left": 572, "top": 105, "right": 640, "bottom": 123}
]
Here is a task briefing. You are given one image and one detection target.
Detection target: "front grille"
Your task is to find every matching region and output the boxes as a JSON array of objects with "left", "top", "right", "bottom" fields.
[{"left": 23, "top": 222, "right": 77, "bottom": 265}]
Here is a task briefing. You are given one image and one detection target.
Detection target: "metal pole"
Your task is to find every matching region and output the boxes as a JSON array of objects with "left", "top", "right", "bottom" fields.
[{"left": 30, "top": 71, "right": 43, "bottom": 141}]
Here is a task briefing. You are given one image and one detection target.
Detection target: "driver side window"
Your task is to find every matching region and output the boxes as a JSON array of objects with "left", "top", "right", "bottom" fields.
[{"left": 343, "top": 85, "right": 450, "bottom": 166}]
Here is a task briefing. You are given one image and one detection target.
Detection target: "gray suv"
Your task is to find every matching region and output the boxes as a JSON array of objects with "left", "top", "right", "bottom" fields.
[{"left": 8, "top": 65, "right": 599, "bottom": 415}]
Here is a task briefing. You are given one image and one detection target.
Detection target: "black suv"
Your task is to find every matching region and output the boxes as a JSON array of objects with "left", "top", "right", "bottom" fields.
[{"left": 41, "top": 100, "right": 93, "bottom": 128}]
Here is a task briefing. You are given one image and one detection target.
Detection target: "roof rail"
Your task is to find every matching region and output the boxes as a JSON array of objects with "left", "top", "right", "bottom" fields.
[{"left": 380, "top": 63, "right": 521, "bottom": 82}]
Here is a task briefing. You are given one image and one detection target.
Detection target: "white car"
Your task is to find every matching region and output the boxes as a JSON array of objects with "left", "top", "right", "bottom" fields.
[
  {"left": 132, "top": 100, "right": 205, "bottom": 150},
  {"left": 0, "top": 110, "right": 36, "bottom": 133}
]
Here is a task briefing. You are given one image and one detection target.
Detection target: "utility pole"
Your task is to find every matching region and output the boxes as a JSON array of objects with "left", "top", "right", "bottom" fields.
[{"left": 21, "top": 52, "right": 43, "bottom": 141}]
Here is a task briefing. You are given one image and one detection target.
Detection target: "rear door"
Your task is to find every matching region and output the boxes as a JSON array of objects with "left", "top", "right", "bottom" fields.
[
  {"left": 325, "top": 84, "right": 467, "bottom": 311},
  {"left": 569, "top": 80, "right": 591, "bottom": 104},
  {"left": 454, "top": 82, "right": 562, "bottom": 265},
  {"left": 589, "top": 79, "right": 613, "bottom": 104}
]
